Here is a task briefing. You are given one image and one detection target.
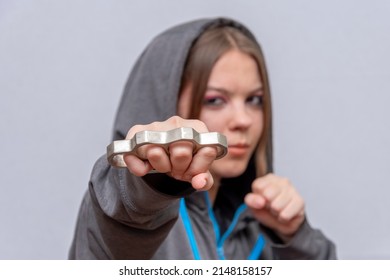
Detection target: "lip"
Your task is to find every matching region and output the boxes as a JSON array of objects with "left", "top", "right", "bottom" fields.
[{"left": 228, "top": 144, "right": 250, "bottom": 157}]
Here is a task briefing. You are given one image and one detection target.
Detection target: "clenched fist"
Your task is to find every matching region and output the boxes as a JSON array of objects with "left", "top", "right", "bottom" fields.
[
  {"left": 123, "top": 116, "right": 218, "bottom": 190},
  {"left": 244, "top": 174, "right": 305, "bottom": 241}
]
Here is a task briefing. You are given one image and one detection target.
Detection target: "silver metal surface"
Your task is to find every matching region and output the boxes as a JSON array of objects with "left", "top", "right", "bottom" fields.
[{"left": 107, "top": 127, "right": 228, "bottom": 168}]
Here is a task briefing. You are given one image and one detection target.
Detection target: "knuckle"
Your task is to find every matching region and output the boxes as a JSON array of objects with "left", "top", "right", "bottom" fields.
[
  {"left": 168, "top": 115, "right": 183, "bottom": 127},
  {"left": 190, "top": 119, "right": 208, "bottom": 132},
  {"left": 195, "top": 120, "right": 208, "bottom": 131},
  {"left": 263, "top": 188, "right": 274, "bottom": 199},
  {"left": 127, "top": 124, "right": 144, "bottom": 138},
  {"left": 252, "top": 180, "right": 266, "bottom": 194},
  {"left": 270, "top": 202, "right": 282, "bottom": 213},
  {"left": 281, "top": 177, "right": 291, "bottom": 186},
  {"left": 279, "top": 212, "right": 292, "bottom": 223}
]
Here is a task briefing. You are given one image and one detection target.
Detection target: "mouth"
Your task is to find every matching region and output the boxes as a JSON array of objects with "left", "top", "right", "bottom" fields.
[{"left": 227, "top": 144, "right": 250, "bottom": 157}]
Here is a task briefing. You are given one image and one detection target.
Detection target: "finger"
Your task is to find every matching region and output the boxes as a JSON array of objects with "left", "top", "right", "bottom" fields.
[
  {"left": 251, "top": 209, "right": 299, "bottom": 237},
  {"left": 279, "top": 195, "right": 305, "bottom": 222},
  {"left": 251, "top": 173, "right": 277, "bottom": 190},
  {"left": 269, "top": 187, "right": 293, "bottom": 216},
  {"left": 244, "top": 193, "right": 267, "bottom": 209},
  {"left": 250, "top": 209, "right": 280, "bottom": 230},
  {"left": 191, "top": 172, "right": 214, "bottom": 190},
  {"left": 124, "top": 154, "right": 153, "bottom": 176},
  {"left": 145, "top": 145, "right": 172, "bottom": 173},
  {"left": 168, "top": 141, "right": 194, "bottom": 180},
  {"left": 179, "top": 146, "right": 217, "bottom": 182},
  {"left": 252, "top": 174, "right": 280, "bottom": 200},
  {"left": 253, "top": 175, "right": 293, "bottom": 205}
]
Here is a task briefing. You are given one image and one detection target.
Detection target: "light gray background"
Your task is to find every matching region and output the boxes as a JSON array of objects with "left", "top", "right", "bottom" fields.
[{"left": 1, "top": 0, "right": 389, "bottom": 259}]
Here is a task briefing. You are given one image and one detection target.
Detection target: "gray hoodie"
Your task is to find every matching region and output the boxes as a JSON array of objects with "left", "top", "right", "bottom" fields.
[{"left": 69, "top": 17, "right": 336, "bottom": 260}]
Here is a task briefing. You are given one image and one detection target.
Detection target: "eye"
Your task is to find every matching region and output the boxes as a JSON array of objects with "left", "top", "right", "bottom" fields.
[
  {"left": 202, "top": 96, "right": 226, "bottom": 107},
  {"left": 246, "top": 95, "right": 263, "bottom": 106}
]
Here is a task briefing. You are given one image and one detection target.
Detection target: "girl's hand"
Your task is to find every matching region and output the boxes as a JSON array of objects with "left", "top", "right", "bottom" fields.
[
  {"left": 123, "top": 116, "right": 218, "bottom": 190},
  {"left": 244, "top": 174, "right": 305, "bottom": 241}
]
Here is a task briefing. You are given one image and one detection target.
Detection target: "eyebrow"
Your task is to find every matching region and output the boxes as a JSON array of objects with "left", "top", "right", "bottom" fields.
[{"left": 206, "top": 86, "right": 264, "bottom": 96}]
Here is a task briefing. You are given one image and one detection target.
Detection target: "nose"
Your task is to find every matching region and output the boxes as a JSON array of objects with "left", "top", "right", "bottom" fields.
[{"left": 229, "top": 103, "right": 253, "bottom": 130}]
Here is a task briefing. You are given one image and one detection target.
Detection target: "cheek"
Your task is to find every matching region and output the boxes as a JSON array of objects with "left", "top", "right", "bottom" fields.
[
  {"left": 199, "top": 111, "right": 226, "bottom": 132},
  {"left": 251, "top": 118, "right": 264, "bottom": 151},
  {"left": 254, "top": 113, "right": 264, "bottom": 137}
]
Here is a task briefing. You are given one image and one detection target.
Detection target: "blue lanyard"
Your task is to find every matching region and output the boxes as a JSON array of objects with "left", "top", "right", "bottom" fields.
[
  {"left": 179, "top": 196, "right": 265, "bottom": 260},
  {"left": 179, "top": 198, "right": 202, "bottom": 260}
]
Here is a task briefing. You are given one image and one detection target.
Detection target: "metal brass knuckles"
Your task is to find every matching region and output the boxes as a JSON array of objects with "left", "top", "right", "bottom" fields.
[{"left": 107, "top": 127, "right": 228, "bottom": 168}]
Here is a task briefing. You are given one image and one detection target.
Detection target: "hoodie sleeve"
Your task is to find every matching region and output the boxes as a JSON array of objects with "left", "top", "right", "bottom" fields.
[
  {"left": 266, "top": 219, "right": 337, "bottom": 260},
  {"left": 69, "top": 155, "right": 193, "bottom": 259}
]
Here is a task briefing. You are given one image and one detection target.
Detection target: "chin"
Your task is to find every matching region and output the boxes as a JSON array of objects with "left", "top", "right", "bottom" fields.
[{"left": 211, "top": 158, "right": 249, "bottom": 179}]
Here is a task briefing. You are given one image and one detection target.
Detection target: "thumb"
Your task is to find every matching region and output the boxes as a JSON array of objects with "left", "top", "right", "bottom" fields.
[
  {"left": 244, "top": 193, "right": 267, "bottom": 210},
  {"left": 191, "top": 172, "right": 214, "bottom": 191}
]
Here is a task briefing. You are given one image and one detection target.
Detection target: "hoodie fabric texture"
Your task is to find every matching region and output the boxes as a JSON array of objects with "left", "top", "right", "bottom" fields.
[{"left": 69, "top": 18, "right": 336, "bottom": 260}]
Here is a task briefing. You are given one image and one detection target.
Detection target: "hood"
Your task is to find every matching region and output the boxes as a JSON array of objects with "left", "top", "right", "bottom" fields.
[{"left": 112, "top": 17, "right": 274, "bottom": 202}]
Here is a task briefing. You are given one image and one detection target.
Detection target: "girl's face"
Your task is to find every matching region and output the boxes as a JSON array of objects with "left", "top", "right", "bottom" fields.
[{"left": 179, "top": 49, "right": 264, "bottom": 181}]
